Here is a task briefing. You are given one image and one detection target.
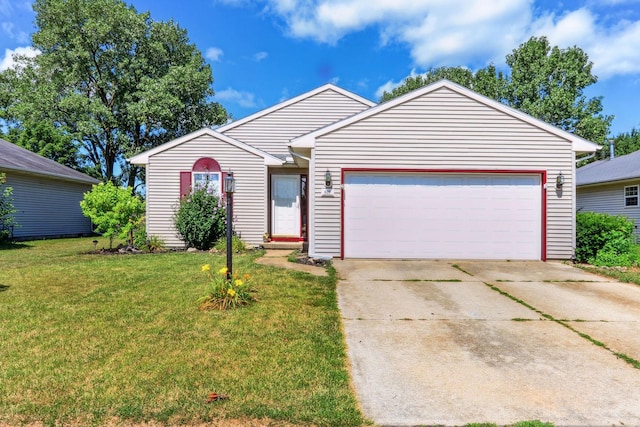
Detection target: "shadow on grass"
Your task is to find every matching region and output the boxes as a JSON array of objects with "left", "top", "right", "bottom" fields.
[
  {"left": 0, "top": 284, "right": 9, "bottom": 292},
  {"left": 0, "top": 242, "right": 32, "bottom": 250}
]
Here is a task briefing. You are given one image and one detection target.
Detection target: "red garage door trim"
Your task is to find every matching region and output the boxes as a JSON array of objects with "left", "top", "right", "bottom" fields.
[{"left": 340, "top": 168, "right": 548, "bottom": 260}]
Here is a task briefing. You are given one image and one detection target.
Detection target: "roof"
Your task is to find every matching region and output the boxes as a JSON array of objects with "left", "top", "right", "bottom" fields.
[
  {"left": 128, "top": 128, "right": 283, "bottom": 165},
  {"left": 576, "top": 150, "right": 640, "bottom": 186},
  {"left": 290, "top": 80, "right": 601, "bottom": 154},
  {"left": 0, "top": 138, "right": 100, "bottom": 184},
  {"left": 216, "top": 83, "right": 376, "bottom": 133}
]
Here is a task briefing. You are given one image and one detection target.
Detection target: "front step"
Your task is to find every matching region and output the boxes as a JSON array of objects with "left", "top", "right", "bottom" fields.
[{"left": 261, "top": 241, "right": 306, "bottom": 251}]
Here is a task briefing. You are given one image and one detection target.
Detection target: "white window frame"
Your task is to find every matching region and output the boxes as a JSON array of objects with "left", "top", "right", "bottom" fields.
[
  {"left": 193, "top": 172, "right": 222, "bottom": 196},
  {"left": 624, "top": 185, "right": 639, "bottom": 207}
]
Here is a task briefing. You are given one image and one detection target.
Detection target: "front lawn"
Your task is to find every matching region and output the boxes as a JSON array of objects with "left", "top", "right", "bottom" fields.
[
  {"left": 0, "top": 238, "right": 364, "bottom": 426},
  {"left": 578, "top": 244, "right": 640, "bottom": 286}
]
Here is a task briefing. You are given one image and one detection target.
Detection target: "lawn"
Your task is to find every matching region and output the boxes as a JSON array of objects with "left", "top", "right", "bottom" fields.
[
  {"left": 0, "top": 238, "right": 365, "bottom": 426},
  {"left": 578, "top": 244, "right": 640, "bottom": 286}
]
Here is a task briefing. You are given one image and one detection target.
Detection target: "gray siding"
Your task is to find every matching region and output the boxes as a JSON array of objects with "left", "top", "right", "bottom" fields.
[
  {"left": 222, "top": 89, "right": 371, "bottom": 157},
  {"left": 146, "top": 134, "right": 266, "bottom": 248},
  {"left": 311, "top": 87, "right": 575, "bottom": 259},
  {"left": 577, "top": 180, "right": 640, "bottom": 237},
  {"left": 3, "top": 171, "right": 93, "bottom": 238}
]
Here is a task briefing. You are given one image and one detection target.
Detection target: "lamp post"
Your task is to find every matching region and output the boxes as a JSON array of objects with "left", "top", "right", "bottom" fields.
[{"left": 224, "top": 171, "right": 236, "bottom": 281}]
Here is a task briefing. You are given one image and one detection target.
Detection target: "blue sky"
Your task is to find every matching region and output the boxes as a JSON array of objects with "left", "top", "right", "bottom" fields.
[{"left": 1, "top": 0, "right": 640, "bottom": 139}]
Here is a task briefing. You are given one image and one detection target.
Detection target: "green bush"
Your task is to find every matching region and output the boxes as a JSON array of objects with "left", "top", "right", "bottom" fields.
[
  {"left": 214, "top": 235, "right": 246, "bottom": 253},
  {"left": 0, "top": 173, "right": 18, "bottom": 243},
  {"left": 80, "top": 182, "right": 145, "bottom": 248},
  {"left": 576, "top": 212, "right": 638, "bottom": 266},
  {"left": 173, "top": 187, "right": 226, "bottom": 250}
]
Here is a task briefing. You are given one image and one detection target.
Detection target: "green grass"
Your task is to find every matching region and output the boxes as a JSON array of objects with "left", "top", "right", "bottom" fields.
[
  {"left": 0, "top": 238, "right": 364, "bottom": 426},
  {"left": 578, "top": 264, "right": 640, "bottom": 286}
]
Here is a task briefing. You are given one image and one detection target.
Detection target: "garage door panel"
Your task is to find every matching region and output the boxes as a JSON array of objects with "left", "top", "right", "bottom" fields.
[{"left": 344, "top": 173, "right": 542, "bottom": 260}]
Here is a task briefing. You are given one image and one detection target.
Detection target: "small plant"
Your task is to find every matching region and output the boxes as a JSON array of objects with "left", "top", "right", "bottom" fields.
[
  {"left": 214, "top": 235, "right": 246, "bottom": 253},
  {"left": 198, "top": 264, "right": 255, "bottom": 310},
  {"left": 576, "top": 211, "right": 638, "bottom": 266}
]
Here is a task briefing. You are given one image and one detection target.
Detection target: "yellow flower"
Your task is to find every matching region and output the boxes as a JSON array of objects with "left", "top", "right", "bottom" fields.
[
  {"left": 234, "top": 279, "right": 243, "bottom": 287},
  {"left": 227, "top": 288, "right": 236, "bottom": 297},
  {"left": 201, "top": 264, "right": 211, "bottom": 272},
  {"left": 244, "top": 274, "right": 250, "bottom": 280},
  {"left": 218, "top": 266, "right": 228, "bottom": 275}
]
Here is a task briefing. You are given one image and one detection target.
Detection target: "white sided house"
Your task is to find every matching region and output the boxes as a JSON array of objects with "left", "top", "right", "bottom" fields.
[
  {"left": 0, "top": 138, "right": 100, "bottom": 240},
  {"left": 130, "top": 80, "right": 599, "bottom": 260}
]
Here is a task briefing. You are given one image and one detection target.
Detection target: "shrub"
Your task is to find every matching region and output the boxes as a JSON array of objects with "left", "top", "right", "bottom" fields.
[
  {"left": 214, "top": 235, "right": 246, "bottom": 253},
  {"left": 198, "top": 264, "right": 255, "bottom": 310},
  {"left": 173, "top": 187, "right": 225, "bottom": 250},
  {"left": 576, "top": 212, "right": 638, "bottom": 266},
  {"left": 80, "top": 182, "right": 145, "bottom": 248},
  {"left": 0, "top": 172, "right": 18, "bottom": 243},
  {"left": 132, "top": 225, "right": 166, "bottom": 253}
]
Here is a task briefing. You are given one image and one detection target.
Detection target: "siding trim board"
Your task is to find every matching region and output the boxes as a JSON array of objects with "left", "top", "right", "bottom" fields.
[{"left": 340, "top": 168, "right": 548, "bottom": 260}]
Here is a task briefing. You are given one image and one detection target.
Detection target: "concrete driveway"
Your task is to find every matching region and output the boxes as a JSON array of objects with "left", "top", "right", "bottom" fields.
[{"left": 333, "top": 260, "right": 640, "bottom": 426}]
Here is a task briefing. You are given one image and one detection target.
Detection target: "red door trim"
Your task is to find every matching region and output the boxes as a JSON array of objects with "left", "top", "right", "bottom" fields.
[{"left": 340, "top": 168, "right": 547, "bottom": 261}]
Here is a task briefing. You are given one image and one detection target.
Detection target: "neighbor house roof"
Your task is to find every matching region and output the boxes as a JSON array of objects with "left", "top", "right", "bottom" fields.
[
  {"left": 128, "top": 128, "right": 283, "bottom": 165},
  {"left": 0, "top": 138, "right": 99, "bottom": 184},
  {"left": 290, "top": 80, "right": 601, "bottom": 154},
  {"left": 576, "top": 150, "right": 640, "bottom": 186}
]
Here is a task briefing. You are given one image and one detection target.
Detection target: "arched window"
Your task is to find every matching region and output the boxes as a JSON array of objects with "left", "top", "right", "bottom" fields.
[{"left": 180, "top": 157, "right": 223, "bottom": 198}]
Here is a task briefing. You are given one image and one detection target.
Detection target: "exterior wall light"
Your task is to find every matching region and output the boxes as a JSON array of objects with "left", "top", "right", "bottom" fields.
[
  {"left": 325, "top": 170, "right": 332, "bottom": 188},
  {"left": 556, "top": 172, "right": 565, "bottom": 189}
]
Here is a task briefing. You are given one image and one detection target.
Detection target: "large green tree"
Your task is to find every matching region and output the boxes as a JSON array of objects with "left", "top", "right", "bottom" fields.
[
  {"left": 0, "top": 0, "right": 227, "bottom": 188},
  {"left": 381, "top": 37, "right": 612, "bottom": 143},
  {"left": 598, "top": 128, "right": 640, "bottom": 160}
]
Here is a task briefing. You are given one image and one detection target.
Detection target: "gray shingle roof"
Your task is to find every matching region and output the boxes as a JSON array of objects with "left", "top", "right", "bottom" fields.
[
  {"left": 576, "top": 149, "right": 640, "bottom": 186},
  {"left": 0, "top": 138, "right": 100, "bottom": 184}
]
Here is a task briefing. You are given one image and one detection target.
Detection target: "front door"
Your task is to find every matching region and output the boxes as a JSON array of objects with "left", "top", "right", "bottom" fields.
[{"left": 271, "top": 175, "right": 301, "bottom": 237}]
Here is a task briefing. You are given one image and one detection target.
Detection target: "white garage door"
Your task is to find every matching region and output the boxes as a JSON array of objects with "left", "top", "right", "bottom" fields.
[{"left": 343, "top": 173, "right": 542, "bottom": 260}]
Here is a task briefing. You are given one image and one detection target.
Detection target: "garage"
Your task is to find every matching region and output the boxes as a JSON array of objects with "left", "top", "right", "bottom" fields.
[{"left": 342, "top": 171, "right": 543, "bottom": 260}]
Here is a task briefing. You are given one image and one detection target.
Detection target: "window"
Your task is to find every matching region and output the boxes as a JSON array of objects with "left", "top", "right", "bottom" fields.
[
  {"left": 193, "top": 172, "right": 221, "bottom": 195},
  {"left": 625, "top": 185, "right": 639, "bottom": 207}
]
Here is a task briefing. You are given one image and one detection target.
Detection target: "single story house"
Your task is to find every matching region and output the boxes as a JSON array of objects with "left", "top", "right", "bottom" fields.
[
  {"left": 0, "top": 138, "right": 100, "bottom": 240},
  {"left": 129, "top": 80, "right": 599, "bottom": 260},
  {"left": 576, "top": 150, "right": 640, "bottom": 237}
]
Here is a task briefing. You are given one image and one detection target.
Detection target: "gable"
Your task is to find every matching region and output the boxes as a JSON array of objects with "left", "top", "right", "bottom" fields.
[
  {"left": 220, "top": 86, "right": 375, "bottom": 157},
  {"left": 291, "top": 80, "right": 599, "bottom": 154}
]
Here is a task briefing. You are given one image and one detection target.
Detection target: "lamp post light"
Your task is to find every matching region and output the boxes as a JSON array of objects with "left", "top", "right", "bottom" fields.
[{"left": 224, "top": 171, "right": 236, "bottom": 281}]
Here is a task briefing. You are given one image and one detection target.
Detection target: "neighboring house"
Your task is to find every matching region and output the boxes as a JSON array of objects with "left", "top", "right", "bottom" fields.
[
  {"left": 0, "top": 138, "right": 100, "bottom": 240},
  {"left": 129, "top": 80, "right": 599, "bottom": 260},
  {"left": 576, "top": 150, "right": 640, "bottom": 237}
]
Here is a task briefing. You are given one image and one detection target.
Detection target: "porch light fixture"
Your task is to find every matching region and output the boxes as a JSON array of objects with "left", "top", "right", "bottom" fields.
[
  {"left": 324, "top": 170, "right": 332, "bottom": 189},
  {"left": 224, "top": 171, "right": 236, "bottom": 280},
  {"left": 556, "top": 172, "right": 565, "bottom": 189}
]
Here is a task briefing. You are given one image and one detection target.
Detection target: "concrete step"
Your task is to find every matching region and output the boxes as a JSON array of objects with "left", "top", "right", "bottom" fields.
[{"left": 262, "top": 241, "right": 306, "bottom": 250}]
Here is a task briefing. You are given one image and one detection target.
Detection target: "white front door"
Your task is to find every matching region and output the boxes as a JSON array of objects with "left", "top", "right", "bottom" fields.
[{"left": 271, "top": 175, "right": 301, "bottom": 237}]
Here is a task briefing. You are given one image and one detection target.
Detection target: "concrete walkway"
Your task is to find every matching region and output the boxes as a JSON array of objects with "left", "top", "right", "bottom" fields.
[
  {"left": 255, "top": 250, "right": 328, "bottom": 276},
  {"left": 334, "top": 260, "right": 640, "bottom": 426}
]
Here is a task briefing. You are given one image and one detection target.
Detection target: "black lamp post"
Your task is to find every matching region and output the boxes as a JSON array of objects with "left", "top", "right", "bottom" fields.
[{"left": 224, "top": 171, "right": 236, "bottom": 281}]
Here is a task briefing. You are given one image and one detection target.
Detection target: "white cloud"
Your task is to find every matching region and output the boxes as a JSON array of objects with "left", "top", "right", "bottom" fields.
[
  {"left": 257, "top": 0, "right": 640, "bottom": 79},
  {"left": 205, "top": 47, "right": 224, "bottom": 62},
  {"left": 0, "top": 46, "right": 40, "bottom": 71},
  {"left": 254, "top": 51, "right": 268, "bottom": 61},
  {"left": 216, "top": 88, "right": 258, "bottom": 108},
  {"left": 375, "top": 68, "right": 417, "bottom": 99}
]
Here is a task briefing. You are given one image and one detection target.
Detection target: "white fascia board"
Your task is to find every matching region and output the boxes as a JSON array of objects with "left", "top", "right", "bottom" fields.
[{"left": 218, "top": 83, "right": 375, "bottom": 134}]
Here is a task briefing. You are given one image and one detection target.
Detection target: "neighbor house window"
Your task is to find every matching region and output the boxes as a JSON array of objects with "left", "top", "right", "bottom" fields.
[
  {"left": 625, "top": 185, "right": 639, "bottom": 207},
  {"left": 193, "top": 172, "right": 221, "bottom": 195}
]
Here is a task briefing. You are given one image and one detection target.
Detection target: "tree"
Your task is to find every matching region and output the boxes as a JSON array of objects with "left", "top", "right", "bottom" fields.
[
  {"left": 380, "top": 66, "right": 507, "bottom": 102},
  {"left": 0, "top": 173, "right": 18, "bottom": 243},
  {"left": 3, "top": 122, "right": 90, "bottom": 173},
  {"left": 80, "top": 182, "right": 145, "bottom": 247},
  {"left": 505, "top": 37, "right": 611, "bottom": 143},
  {"left": 1, "top": 0, "right": 227, "bottom": 188},
  {"left": 598, "top": 128, "right": 640, "bottom": 160},
  {"left": 381, "top": 37, "right": 612, "bottom": 143}
]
